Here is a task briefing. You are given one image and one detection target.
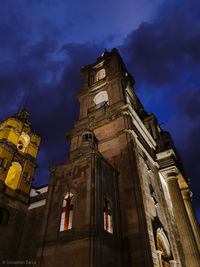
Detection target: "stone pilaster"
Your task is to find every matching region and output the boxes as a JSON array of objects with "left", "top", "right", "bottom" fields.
[
  {"left": 181, "top": 189, "right": 200, "bottom": 252},
  {"left": 156, "top": 250, "right": 162, "bottom": 267},
  {"left": 165, "top": 172, "right": 200, "bottom": 266},
  {"left": 169, "top": 260, "right": 177, "bottom": 267}
]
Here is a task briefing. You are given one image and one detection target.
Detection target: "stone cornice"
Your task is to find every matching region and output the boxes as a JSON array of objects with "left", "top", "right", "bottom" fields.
[
  {"left": 124, "top": 129, "right": 159, "bottom": 167},
  {"left": 123, "top": 104, "right": 157, "bottom": 149},
  {"left": 159, "top": 166, "right": 179, "bottom": 180},
  {"left": 156, "top": 148, "right": 177, "bottom": 160},
  {"left": 65, "top": 103, "right": 157, "bottom": 150},
  {"left": 181, "top": 188, "right": 192, "bottom": 200},
  {"left": 0, "top": 138, "right": 16, "bottom": 153}
]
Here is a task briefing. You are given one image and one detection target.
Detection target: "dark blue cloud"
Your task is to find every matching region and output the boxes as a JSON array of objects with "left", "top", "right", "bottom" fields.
[
  {"left": 0, "top": 0, "right": 105, "bottom": 187},
  {"left": 168, "top": 89, "right": 200, "bottom": 214},
  {"left": 121, "top": 16, "right": 200, "bottom": 87}
]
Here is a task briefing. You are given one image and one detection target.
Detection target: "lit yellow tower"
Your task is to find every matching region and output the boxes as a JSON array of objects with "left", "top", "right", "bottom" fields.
[{"left": 0, "top": 109, "right": 40, "bottom": 200}]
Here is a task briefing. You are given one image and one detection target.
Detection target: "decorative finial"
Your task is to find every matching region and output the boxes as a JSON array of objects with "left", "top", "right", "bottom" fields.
[{"left": 16, "top": 109, "right": 29, "bottom": 121}]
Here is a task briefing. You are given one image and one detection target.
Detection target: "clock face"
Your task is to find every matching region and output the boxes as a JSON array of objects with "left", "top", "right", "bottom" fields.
[
  {"left": 94, "top": 91, "right": 108, "bottom": 105},
  {"left": 17, "top": 132, "right": 30, "bottom": 153}
]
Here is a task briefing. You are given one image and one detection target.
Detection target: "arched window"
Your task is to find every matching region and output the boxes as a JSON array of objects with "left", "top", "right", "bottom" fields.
[
  {"left": 152, "top": 217, "right": 172, "bottom": 266},
  {"left": 95, "top": 69, "right": 106, "bottom": 82},
  {"left": 104, "top": 196, "right": 113, "bottom": 234},
  {"left": 5, "top": 162, "right": 22, "bottom": 190},
  {"left": 17, "top": 132, "right": 30, "bottom": 153},
  {"left": 156, "top": 227, "right": 171, "bottom": 265},
  {"left": 60, "top": 193, "right": 74, "bottom": 231},
  {"left": 93, "top": 91, "right": 109, "bottom": 106},
  {"left": 82, "top": 133, "right": 93, "bottom": 142}
]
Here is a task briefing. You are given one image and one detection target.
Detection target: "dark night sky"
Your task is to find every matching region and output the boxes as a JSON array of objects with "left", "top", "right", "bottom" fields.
[{"left": 0, "top": 0, "right": 199, "bottom": 220}]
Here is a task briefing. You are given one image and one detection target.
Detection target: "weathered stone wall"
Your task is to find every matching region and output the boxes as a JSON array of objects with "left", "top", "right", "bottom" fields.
[
  {"left": 0, "top": 193, "right": 27, "bottom": 262},
  {"left": 38, "top": 148, "right": 121, "bottom": 267}
]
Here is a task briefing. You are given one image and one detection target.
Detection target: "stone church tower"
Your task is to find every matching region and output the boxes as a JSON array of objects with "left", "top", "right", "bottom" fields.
[{"left": 0, "top": 49, "right": 200, "bottom": 267}]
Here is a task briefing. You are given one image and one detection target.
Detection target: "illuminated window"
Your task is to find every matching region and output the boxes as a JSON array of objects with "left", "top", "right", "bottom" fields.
[
  {"left": 17, "top": 132, "right": 30, "bottom": 153},
  {"left": 94, "top": 91, "right": 108, "bottom": 105},
  {"left": 60, "top": 193, "right": 74, "bottom": 231},
  {"left": 152, "top": 217, "right": 172, "bottom": 265},
  {"left": 104, "top": 197, "right": 113, "bottom": 234},
  {"left": 156, "top": 227, "right": 171, "bottom": 263},
  {"left": 5, "top": 162, "right": 22, "bottom": 190},
  {"left": 95, "top": 69, "right": 106, "bottom": 82}
]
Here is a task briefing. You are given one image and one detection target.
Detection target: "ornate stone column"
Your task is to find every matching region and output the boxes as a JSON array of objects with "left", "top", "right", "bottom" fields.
[
  {"left": 156, "top": 250, "right": 162, "bottom": 267},
  {"left": 166, "top": 172, "right": 200, "bottom": 266},
  {"left": 181, "top": 189, "right": 200, "bottom": 252}
]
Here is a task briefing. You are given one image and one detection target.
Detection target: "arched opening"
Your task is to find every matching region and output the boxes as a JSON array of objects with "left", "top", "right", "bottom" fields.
[
  {"left": 81, "top": 129, "right": 97, "bottom": 148},
  {"left": 93, "top": 91, "right": 109, "bottom": 106},
  {"left": 156, "top": 228, "right": 171, "bottom": 266},
  {"left": 17, "top": 132, "right": 30, "bottom": 153},
  {"left": 104, "top": 196, "right": 113, "bottom": 234},
  {"left": 152, "top": 217, "right": 172, "bottom": 267},
  {"left": 82, "top": 133, "right": 93, "bottom": 142},
  {"left": 60, "top": 193, "right": 74, "bottom": 231},
  {"left": 5, "top": 162, "right": 22, "bottom": 190},
  {"left": 95, "top": 69, "right": 106, "bottom": 82}
]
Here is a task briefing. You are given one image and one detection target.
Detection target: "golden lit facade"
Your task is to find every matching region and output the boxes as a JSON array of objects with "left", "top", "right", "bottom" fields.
[{"left": 0, "top": 109, "right": 40, "bottom": 196}]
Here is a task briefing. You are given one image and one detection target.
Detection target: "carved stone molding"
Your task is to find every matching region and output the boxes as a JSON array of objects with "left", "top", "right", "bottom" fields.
[
  {"left": 159, "top": 166, "right": 179, "bottom": 181},
  {"left": 181, "top": 188, "right": 192, "bottom": 200}
]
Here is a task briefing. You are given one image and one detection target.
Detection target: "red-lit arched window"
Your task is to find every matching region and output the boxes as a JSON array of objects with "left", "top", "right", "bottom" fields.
[
  {"left": 104, "top": 197, "right": 113, "bottom": 234},
  {"left": 60, "top": 193, "right": 74, "bottom": 231}
]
